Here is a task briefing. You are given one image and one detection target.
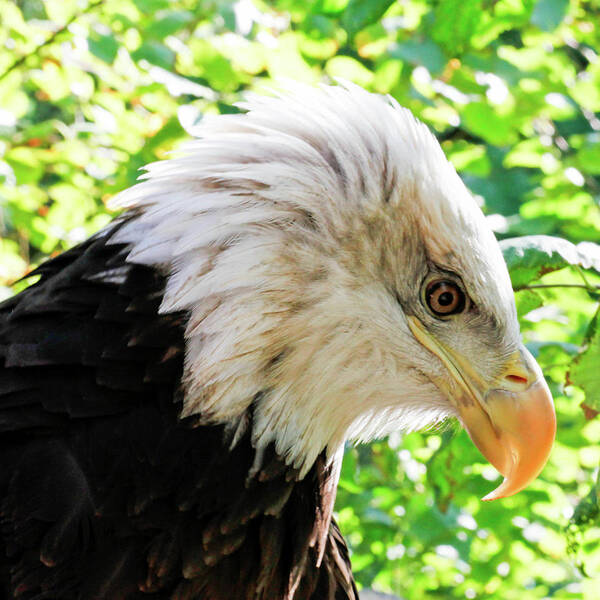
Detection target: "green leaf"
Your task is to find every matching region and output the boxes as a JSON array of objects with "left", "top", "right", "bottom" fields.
[
  {"left": 515, "top": 289, "right": 543, "bottom": 318},
  {"left": 430, "top": 0, "right": 483, "bottom": 54},
  {"left": 504, "top": 138, "right": 547, "bottom": 169},
  {"left": 88, "top": 33, "right": 119, "bottom": 64},
  {"left": 446, "top": 142, "right": 490, "bottom": 175},
  {"left": 16, "top": 0, "right": 47, "bottom": 20},
  {"left": 325, "top": 56, "right": 374, "bottom": 86},
  {"left": 426, "top": 430, "right": 458, "bottom": 512},
  {"left": 463, "top": 151, "right": 533, "bottom": 214},
  {"left": 569, "top": 309, "right": 600, "bottom": 412},
  {"left": 4, "top": 147, "right": 44, "bottom": 184},
  {"left": 131, "top": 42, "right": 176, "bottom": 69},
  {"left": 145, "top": 10, "right": 193, "bottom": 39},
  {"left": 531, "top": 0, "right": 569, "bottom": 31},
  {"left": 390, "top": 38, "right": 446, "bottom": 74},
  {"left": 315, "top": 0, "right": 350, "bottom": 14},
  {"left": 500, "top": 235, "right": 600, "bottom": 289},
  {"left": 132, "top": 0, "right": 170, "bottom": 10},
  {"left": 0, "top": 238, "right": 27, "bottom": 284},
  {"left": 462, "top": 103, "right": 516, "bottom": 146},
  {"left": 342, "top": 0, "right": 395, "bottom": 36},
  {"left": 577, "top": 142, "right": 600, "bottom": 175}
]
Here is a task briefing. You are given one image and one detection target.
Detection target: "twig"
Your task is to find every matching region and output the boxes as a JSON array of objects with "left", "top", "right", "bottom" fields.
[
  {"left": 0, "top": 0, "right": 104, "bottom": 84},
  {"left": 521, "top": 283, "right": 600, "bottom": 290},
  {"left": 575, "top": 265, "right": 596, "bottom": 291}
]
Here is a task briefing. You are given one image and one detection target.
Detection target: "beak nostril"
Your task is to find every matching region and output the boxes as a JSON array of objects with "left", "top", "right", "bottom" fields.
[{"left": 506, "top": 374, "right": 528, "bottom": 385}]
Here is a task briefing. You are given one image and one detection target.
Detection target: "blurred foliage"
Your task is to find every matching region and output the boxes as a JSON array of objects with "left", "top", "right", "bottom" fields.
[{"left": 2, "top": 0, "right": 600, "bottom": 598}]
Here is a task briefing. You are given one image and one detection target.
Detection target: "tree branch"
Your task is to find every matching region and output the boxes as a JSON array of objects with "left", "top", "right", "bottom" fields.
[
  {"left": 0, "top": 0, "right": 104, "bottom": 84},
  {"left": 520, "top": 283, "right": 600, "bottom": 291}
]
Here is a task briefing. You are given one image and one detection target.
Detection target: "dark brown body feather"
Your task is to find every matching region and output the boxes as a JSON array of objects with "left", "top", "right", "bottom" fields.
[{"left": 0, "top": 221, "right": 358, "bottom": 599}]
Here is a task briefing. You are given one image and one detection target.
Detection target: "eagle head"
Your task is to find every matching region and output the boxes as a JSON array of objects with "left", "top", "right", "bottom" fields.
[{"left": 112, "top": 83, "right": 556, "bottom": 501}]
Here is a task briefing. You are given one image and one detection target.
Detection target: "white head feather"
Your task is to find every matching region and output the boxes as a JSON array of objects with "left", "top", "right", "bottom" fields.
[{"left": 110, "top": 83, "right": 517, "bottom": 475}]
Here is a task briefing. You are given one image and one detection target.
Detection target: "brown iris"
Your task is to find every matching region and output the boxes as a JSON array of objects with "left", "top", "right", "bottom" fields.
[{"left": 425, "top": 280, "right": 466, "bottom": 317}]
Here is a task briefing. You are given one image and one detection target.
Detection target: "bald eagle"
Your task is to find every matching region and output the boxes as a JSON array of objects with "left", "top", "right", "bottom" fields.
[{"left": 0, "top": 84, "right": 555, "bottom": 599}]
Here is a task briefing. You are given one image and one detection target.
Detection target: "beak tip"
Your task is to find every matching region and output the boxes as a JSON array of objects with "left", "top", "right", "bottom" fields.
[
  {"left": 468, "top": 375, "right": 556, "bottom": 502},
  {"left": 481, "top": 480, "right": 509, "bottom": 502}
]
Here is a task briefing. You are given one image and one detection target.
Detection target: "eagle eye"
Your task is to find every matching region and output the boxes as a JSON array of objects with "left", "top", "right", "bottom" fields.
[{"left": 424, "top": 279, "right": 466, "bottom": 317}]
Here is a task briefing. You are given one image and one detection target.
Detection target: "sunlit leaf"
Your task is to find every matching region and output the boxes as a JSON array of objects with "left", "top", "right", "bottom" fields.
[
  {"left": 501, "top": 235, "right": 600, "bottom": 289},
  {"left": 430, "top": 0, "right": 483, "bottom": 54},
  {"left": 569, "top": 309, "right": 600, "bottom": 412},
  {"left": 515, "top": 289, "right": 543, "bottom": 318},
  {"left": 325, "top": 55, "right": 374, "bottom": 86},
  {"left": 577, "top": 142, "right": 600, "bottom": 175},
  {"left": 462, "top": 103, "right": 516, "bottom": 146},
  {"left": 132, "top": 0, "right": 170, "bottom": 10}
]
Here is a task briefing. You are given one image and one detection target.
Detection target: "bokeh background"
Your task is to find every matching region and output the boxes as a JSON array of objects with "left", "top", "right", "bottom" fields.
[{"left": 1, "top": 0, "right": 600, "bottom": 598}]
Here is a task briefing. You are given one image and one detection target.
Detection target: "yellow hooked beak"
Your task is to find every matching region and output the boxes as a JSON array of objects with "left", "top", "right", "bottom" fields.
[{"left": 407, "top": 316, "right": 556, "bottom": 501}]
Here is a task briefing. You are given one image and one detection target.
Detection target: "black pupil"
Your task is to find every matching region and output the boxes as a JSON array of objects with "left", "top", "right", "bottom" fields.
[
  {"left": 425, "top": 280, "right": 465, "bottom": 317},
  {"left": 438, "top": 291, "right": 454, "bottom": 306}
]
